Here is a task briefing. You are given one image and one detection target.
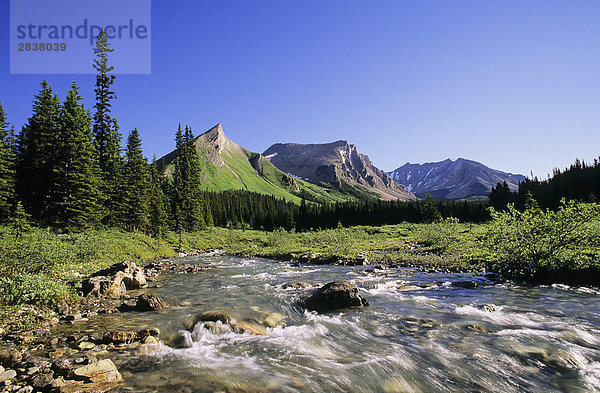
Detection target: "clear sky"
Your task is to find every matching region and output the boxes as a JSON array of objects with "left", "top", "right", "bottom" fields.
[{"left": 1, "top": 1, "right": 600, "bottom": 178}]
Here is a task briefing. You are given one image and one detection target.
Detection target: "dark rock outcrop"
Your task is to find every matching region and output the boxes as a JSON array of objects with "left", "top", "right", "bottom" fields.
[{"left": 302, "top": 281, "right": 369, "bottom": 313}]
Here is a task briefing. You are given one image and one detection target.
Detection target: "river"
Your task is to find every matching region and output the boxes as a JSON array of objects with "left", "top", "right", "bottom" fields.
[{"left": 55, "top": 254, "right": 600, "bottom": 392}]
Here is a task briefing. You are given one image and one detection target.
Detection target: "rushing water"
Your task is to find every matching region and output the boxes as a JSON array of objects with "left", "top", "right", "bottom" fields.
[{"left": 56, "top": 255, "right": 600, "bottom": 392}]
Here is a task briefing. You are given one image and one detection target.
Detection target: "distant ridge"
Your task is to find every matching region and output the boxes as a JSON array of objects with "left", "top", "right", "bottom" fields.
[
  {"left": 263, "top": 140, "right": 415, "bottom": 201},
  {"left": 387, "top": 158, "right": 526, "bottom": 200}
]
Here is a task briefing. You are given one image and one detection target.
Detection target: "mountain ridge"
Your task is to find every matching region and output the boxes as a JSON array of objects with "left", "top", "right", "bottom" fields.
[
  {"left": 263, "top": 140, "right": 415, "bottom": 201},
  {"left": 387, "top": 158, "right": 526, "bottom": 200}
]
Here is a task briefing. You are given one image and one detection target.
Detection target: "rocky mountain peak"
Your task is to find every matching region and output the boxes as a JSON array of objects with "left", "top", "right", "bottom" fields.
[{"left": 263, "top": 141, "right": 415, "bottom": 201}]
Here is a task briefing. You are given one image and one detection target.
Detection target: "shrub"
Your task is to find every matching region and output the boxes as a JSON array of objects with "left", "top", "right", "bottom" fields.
[{"left": 483, "top": 199, "right": 600, "bottom": 280}]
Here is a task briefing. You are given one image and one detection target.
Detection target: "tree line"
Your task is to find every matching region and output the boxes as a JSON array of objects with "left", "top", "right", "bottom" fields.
[{"left": 489, "top": 158, "right": 600, "bottom": 211}]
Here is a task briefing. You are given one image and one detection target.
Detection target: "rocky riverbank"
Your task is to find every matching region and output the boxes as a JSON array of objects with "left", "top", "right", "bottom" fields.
[{"left": 0, "top": 250, "right": 220, "bottom": 393}]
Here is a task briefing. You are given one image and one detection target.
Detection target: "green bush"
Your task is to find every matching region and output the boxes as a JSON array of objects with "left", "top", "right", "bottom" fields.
[
  {"left": 0, "top": 274, "right": 73, "bottom": 307},
  {"left": 483, "top": 199, "right": 600, "bottom": 279}
]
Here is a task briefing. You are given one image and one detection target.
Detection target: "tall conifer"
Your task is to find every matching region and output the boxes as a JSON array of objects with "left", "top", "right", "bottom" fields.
[
  {"left": 52, "top": 81, "right": 102, "bottom": 229},
  {"left": 92, "top": 30, "right": 116, "bottom": 168},
  {"left": 0, "top": 102, "right": 16, "bottom": 221},
  {"left": 16, "top": 80, "right": 61, "bottom": 222},
  {"left": 123, "top": 128, "right": 150, "bottom": 232}
]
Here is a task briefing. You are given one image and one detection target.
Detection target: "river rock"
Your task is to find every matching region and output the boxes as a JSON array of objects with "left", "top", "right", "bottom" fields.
[
  {"left": 282, "top": 282, "right": 312, "bottom": 289},
  {"left": 103, "top": 331, "right": 136, "bottom": 344},
  {"left": 231, "top": 321, "right": 267, "bottom": 336},
  {"left": 30, "top": 370, "right": 55, "bottom": 391},
  {"left": 451, "top": 280, "right": 477, "bottom": 289},
  {"left": 0, "top": 369, "right": 17, "bottom": 383},
  {"left": 56, "top": 381, "right": 120, "bottom": 393},
  {"left": 73, "top": 359, "right": 122, "bottom": 384},
  {"left": 77, "top": 342, "right": 95, "bottom": 350},
  {"left": 303, "top": 281, "right": 369, "bottom": 313},
  {"left": 81, "top": 275, "right": 126, "bottom": 298},
  {"left": 263, "top": 313, "right": 284, "bottom": 328},
  {"left": 136, "top": 294, "right": 170, "bottom": 311},
  {"left": 0, "top": 348, "right": 22, "bottom": 368},
  {"left": 199, "top": 310, "right": 234, "bottom": 324},
  {"left": 52, "top": 359, "right": 74, "bottom": 378}
]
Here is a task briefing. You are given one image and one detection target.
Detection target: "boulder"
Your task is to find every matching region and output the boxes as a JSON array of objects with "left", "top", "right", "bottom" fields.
[
  {"left": 121, "top": 267, "right": 147, "bottom": 290},
  {"left": 0, "top": 348, "right": 22, "bottom": 368},
  {"left": 263, "top": 313, "right": 284, "bottom": 328},
  {"left": 81, "top": 274, "right": 126, "bottom": 298},
  {"left": 52, "top": 359, "right": 74, "bottom": 378},
  {"left": 303, "top": 281, "right": 369, "bottom": 313},
  {"left": 30, "top": 370, "right": 55, "bottom": 391},
  {"left": 451, "top": 280, "right": 477, "bottom": 289},
  {"left": 56, "top": 381, "right": 120, "bottom": 393},
  {"left": 136, "top": 294, "right": 170, "bottom": 311},
  {"left": 199, "top": 310, "right": 234, "bottom": 324},
  {"left": 73, "top": 359, "right": 122, "bottom": 384},
  {"left": 0, "top": 369, "right": 17, "bottom": 383},
  {"left": 103, "top": 328, "right": 159, "bottom": 344},
  {"left": 231, "top": 321, "right": 267, "bottom": 336}
]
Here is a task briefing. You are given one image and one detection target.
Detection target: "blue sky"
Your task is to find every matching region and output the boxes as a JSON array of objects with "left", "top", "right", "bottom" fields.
[{"left": 1, "top": 1, "right": 600, "bottom": 178}]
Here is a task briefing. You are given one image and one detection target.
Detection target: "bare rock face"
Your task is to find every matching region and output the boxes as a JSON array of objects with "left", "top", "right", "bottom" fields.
[
  {"left": 263, "top": 141, "right": 415, "bottom": 201},
  {"left": 136, "top": 294, "right": 170, "bottom": 311},
  {"left": 303, "top": 281, "right": 369, "bottom": 313}
]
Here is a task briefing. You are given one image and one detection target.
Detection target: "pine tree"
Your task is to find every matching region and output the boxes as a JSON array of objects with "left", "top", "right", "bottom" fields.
[
  {"left": 12, "top": 201, "right": 30, "bottom": 240},
  {"left": 16, "top": 80, "right": 61, "bottom": 222},
  {"left": 52, "top": 81, "right": 102, "bottom": 229},
  {"left": 0, "top": 102, "right": 16, "bottom": 221},
  {"left": 92, "top": 30, "right": 116, "bottom": 169},
  {"left": 123, "top": 128, "right": 150, "bottom": 232}
]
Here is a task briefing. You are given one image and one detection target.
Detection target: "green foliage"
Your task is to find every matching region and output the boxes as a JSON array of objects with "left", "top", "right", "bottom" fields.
[
  {"left": 52, "top": 81, "right": 102, "bottom": 229},
  {"left": 0, "top": 102, "right": 16, "bottom": 222},
  {"left": 0, "top": 274, "right": 72, "bottom": 307},
  {"left": 422, "top": 193, "right": 442, "bottom": 223},
  {"left": 123, "top": 128, "right": 150, "bottom": 232},
  {"left": 11, "top": 201, "right": 30, "bottom": 240},
  {"left": 483, "top": 199, "right": 600, "bottom": 280},
  {"left": 16, "top": 80, "right": 61, "bottom": 222},
  {"left": 93, "top": 29, "right": 116, "bottom": 167}
]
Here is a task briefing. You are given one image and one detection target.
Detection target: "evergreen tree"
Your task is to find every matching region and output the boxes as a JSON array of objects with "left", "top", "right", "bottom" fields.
[
  {"left": 15, "top": 80, "right": 61, "bottom": 222},
  {"left": 12, "top": 201, "right": 30, "bottom": 240},
  {"left": 171, "top": 125, "right": 205, "bottom": 231},
  {"left": 101, "top": 118, "right": 125, "bottom": 226},
  {"left": 123, "top": 128, "right": 150, "bottom": 232},
  {"left": 422, "top": 193, "right": 442, "bottom": 223},
  {"left": 92, "top": 30, "right": 116, "bottom": 169},
  {"left": 52, "top": 81, "right": 102, "bottom": 229},
  {"left": 149, "top": 156, "right": 167, "bottom": 238},
  {"left": 0, "top": 102, "right": 16, "bottom": 221}
]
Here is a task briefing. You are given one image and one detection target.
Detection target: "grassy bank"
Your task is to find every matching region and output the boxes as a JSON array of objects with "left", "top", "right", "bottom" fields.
[{"left": 1, "top": 199, "right": 599, "bottom": 325}]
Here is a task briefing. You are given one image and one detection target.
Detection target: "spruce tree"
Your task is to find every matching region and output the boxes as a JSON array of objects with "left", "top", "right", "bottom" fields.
[
  {"left": 123, "top": 128, "right": 150, "bottom": 232},
  {"left": 92, "top": 30, "right": 116, "bottom": 168},
  {"left": 102, "top": 118, "right": 125, "bottom": 226},
  {"left": 16, "top": 80, "right": 61, "bottom": 222},
  {"left": 0, "top": 102, "right": 16, "bottom": 221},
  {"left": 149, "top": 156, "right": 167, "bottom": 238},
  {"left": 52, "top": 81, "right": 102, "bottom": 229}
]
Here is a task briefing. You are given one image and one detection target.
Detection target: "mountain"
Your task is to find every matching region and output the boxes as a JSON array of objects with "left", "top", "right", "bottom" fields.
[
  {"left": 387, "top": 158, "right": 526, "bottom": 200},
  {"left": 157, "top": 124, "right": 360, "bottom": 203},
  {"left": 262, "top": 140, "right": 415, "bottom": 201}
]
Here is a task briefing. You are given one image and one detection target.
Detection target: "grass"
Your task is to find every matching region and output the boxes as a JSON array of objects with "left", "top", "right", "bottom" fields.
[{"left": 2, "top": 200, "right": 599, "bottom": 332}]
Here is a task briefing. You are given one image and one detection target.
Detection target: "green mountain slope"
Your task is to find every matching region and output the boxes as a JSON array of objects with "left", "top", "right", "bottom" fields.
[{"left": 158, "top": 124, "right": 362, "bottom": 204}]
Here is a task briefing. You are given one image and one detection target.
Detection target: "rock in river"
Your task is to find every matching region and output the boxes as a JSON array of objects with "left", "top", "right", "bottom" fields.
[
  {"left": 73, "top": 359, "right": 123, "bottom": 384},
  {"left": 302, "top": 281, "right": 369, "bottom": 313},
  {"left": 136, "top": 294, "right": 170, "bottom": 311}
]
